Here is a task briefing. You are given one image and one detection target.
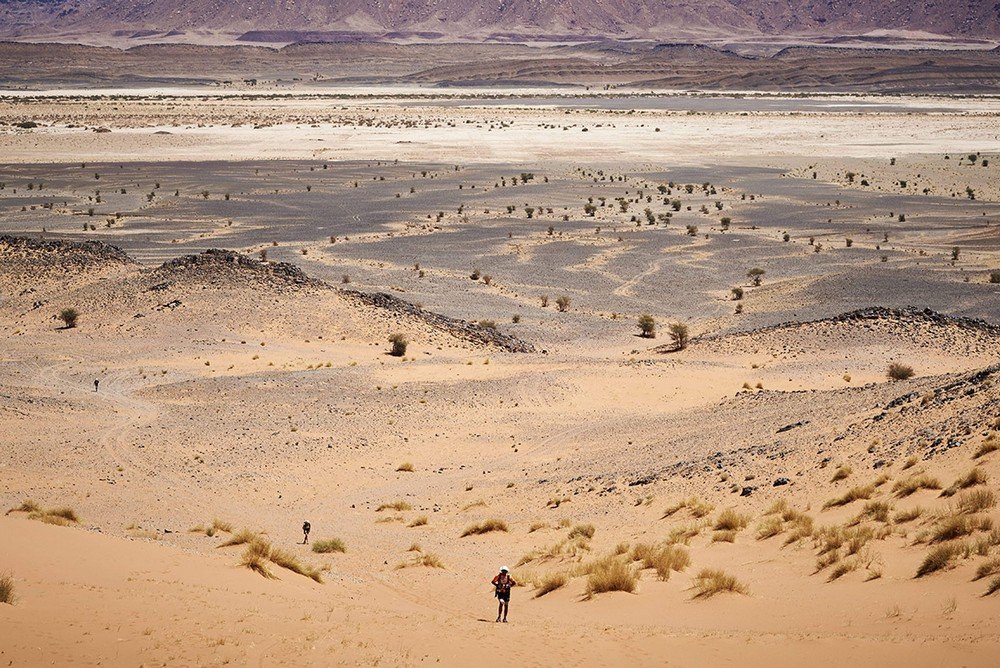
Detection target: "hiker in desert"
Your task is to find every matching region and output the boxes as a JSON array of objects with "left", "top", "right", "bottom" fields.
[
  {"left": 302, "top": 520, "right": 311, "bottom": 544},
  {"left": 491, "top": 566, "right": 516, "bottom": 623}
]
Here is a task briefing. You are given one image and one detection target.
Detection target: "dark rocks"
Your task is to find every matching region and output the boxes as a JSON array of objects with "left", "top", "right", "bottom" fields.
[
  {"left": 0, "top": 234, "right": 136, "bottom": 267},
  {"left": 740, "top": 486, "right": 755, "bottom": 497},
  {"left": 773, "top": 477, "right": 790, "bottom": 486}
]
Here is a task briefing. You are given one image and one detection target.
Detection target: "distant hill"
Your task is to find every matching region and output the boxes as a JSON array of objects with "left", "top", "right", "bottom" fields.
[{"left": 0, "top": 0, "right": 997, "bottom": 45}]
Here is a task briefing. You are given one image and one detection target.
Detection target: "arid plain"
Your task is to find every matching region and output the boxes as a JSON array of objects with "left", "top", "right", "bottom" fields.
[{"left": 1, "top": 90, "right": 999, "bottom": 666}]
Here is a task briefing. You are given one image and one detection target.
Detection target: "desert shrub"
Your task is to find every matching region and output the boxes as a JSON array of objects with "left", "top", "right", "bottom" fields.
[
  {"left": 534, "top": 572, "right": 569, "bottom": 597},
  {"left": 713, "top": 509, "right": 750, "bottom": 531},
  {"left": 987, "top": 576, "right": 1000, "bottom": 596},
  {"left": 831, "top": 465, "right": 852, "bottom": 482},
  {"left": 916, "top": 543, "right": 963, "bottom": 577},
  {"left": 408, "top": 516, "right": 428, "bottom": 527},
  {"left": 989, "top": 271, "right": 1000, "bottom": 284},
  {"left": 662, "top": 496, "right": 713, "bottom": 519},
  {"left": 931, "top": 515, "right": 992, "bottom": 543},
  {"left": 585, "top": 556, "right": 638, "bottom": 596},
  {"left": 731, "top": 287, "right": 743, "bottom": 300},
  {"left": 692, "top": 568, "right": 748, "bottom": 598},
  {"left": 396, "top": 462, "right": 415, "bottom": 472},
  {"left": 0, "top": 573, "right": 12, "bottom": 604},
  {"left": 58, "top": 308, "right": 79, "bottom": 328},
  {"left": 568, "top": 523, "right": 596, "bottom": 540},
  {"left": 747, "top": 267, "right": 765, "bottom": 286},
  {"left": 957, "top": 489, "right": 996, "bottom": 514},
  {"left": 376, "top": 500, "right": 412, "bottom": 512},
  {"left": 824, "top": 484, "right": 876, "bottom": 508},
  {"left": 712, "top": 530, "right": 737, "bottom": 543},
  {"left": 388, "top": 333, "right": 408, "bottom": 357},
  {"left": 269, "top": 547, "right": 323, "bottom": 582},
  {"left": 668, "top": 323, "right": 689, "bottom": 351},
  {"left": 631, "top": 543, "right": 690, "bottom": 580},
  {"left": 555, "top": 295, "right": 571, "bottom": 312},
  {"left": 312, "top": 538, "right": 346, "bottom": 554},
  {"left": 528, "top": 522, "right": 546, "bottom": 533},
  {"left": 461, "top": 518, "right": 508, "bottom": 537},
  {"left": 637, "top": 314, "right": 656, "bottom": 338},
  {"left": 852, "top": 500, "right": 892, "bottom": 524},
  {"left": 887, "top": 363, "right": 914, "bottom": 381},
  {"left": 893, "top": 474, "right": 941, "bottom": 497}
]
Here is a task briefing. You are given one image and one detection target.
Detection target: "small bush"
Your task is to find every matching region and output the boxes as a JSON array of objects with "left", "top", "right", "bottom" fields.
[
  {"left": 240, "top": 539, "right": 277, "bottom": 579},
  {"left": 388, "top": 333, "right": 408, "bottom": 357},
  {"left": 461, "top": 518, "right": 508, "bottom": 537},
  {"left": 312, "top": 538, "right": 346, "bottom": 554},
  {"left": 534, "top": 572, "right": 569, "bottom": 597},
  {"left": 218, "top": 528, "right": 258, "bottom": 547},
  {"left": 712, "top": 530, "right": 737, "bottom": 543},
  {"left": 0, "top": 573, "right": 13, "bottom": 604},
  {"left": 986, "top": 576, "right": 1000, "bottom": 596},
  {"left": 58, "top": 308, "right": 79, "bottom": 328},
  {"left": 692, "top": 568, "right": 748, "bottom": 598},
  {"left": 887, "top": 363, "right": 914, "bottom": 381},
  {"left": 941, "top": 468, "right": 988, "bottom": 497},
  {"left": 269, "top": 547, "right": 323, "bottom": 582},
  {"left": 893, "top": 507, "right": 923, "bottom": 523},
  {"left": 555, "top": 295, "right": 571, "bottom": 312},
  {"left": 756, "top": 516, "right": 784, "bottom": 539},
  {"left": 408, "top": 515, "right": 428, "bottom": 527},
  {"left": 973, "top": 439, "right": 999, "bottom": 458},
  {"left": 974, "top": 556, "right": 1000, "bottom": 581},
  {"left": 585, "top": 556, "right": 638, "bottom": 596},
  {"left": 5, "top": 500, "right": 40, "bottom": 515},
  {"left": 931, "top": 515, "right": 992, "bottom": 543},
  {"left": 396, "top": 552, "right": 445, "bottom": 569},
  {"left": 396, "top": 462, "right": 415, "bottom": 472}
]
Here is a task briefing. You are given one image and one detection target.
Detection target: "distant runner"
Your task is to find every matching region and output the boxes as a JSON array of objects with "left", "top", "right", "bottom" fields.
[
  {"left": 491, "top": 566, "right": 516, "bottom": 623},
  {"left": 302, "top": 520, "right": 311, "bottom": 544},
  {"left": 93, "top": 379, "right": 100, "bottom": 392}
]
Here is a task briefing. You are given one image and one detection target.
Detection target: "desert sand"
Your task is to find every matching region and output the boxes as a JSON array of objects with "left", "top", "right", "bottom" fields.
[{"left": 1, "top": 90, "right": 999, "bottom": 667}]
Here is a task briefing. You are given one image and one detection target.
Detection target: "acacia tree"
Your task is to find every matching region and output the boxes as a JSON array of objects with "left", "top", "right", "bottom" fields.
[
  {"left": 668, "top": 323, "right": 689, "bottom": 351},
  {"left": 58, "top": 308, "right": 79, "bottom": 329},
  {"left": 747, "top": 267, "right": 766, "bottom": 286},
  {"left": 637, "top": 314, "right": 656, "bottom": 338}
]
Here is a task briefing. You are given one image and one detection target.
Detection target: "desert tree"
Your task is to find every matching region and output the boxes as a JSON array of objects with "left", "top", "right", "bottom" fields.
[
  {"left": 388, "top": 334, "right": 408, "bottom": 357},
  {"left": 668, "top": 323, "right": 689, "bottom": 351},
  {"left": 58, "top": 308, "right": 79, "bottom": 329},
  {"left": 555, "top": 296, "right": 571, "bottom": 312},
  {"left": 747, "top": 267, "right": 765, "bottom": 286},
  {"left": 637, "top": 314, "right": 656, "bottom": 338}
]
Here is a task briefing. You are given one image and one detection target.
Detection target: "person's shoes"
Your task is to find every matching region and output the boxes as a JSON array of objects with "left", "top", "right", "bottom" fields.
[
  {"left": 502, "top": 619, "right": 508, "bottom": 623},
  {"left": 495, "top": 617, "right": 501, "bottom": 622}
]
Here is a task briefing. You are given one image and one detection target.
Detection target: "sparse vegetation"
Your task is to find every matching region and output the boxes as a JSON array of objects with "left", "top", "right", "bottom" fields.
[
  {"left": 376, "top": 500, "right": 412, "bottom": 512},
  {"left": 637, "top": 314, "right": 656, "bottom": 338},
  {"left": 0, "top": 573, "right": 12, "bottom": 604},
  {"left": 824, "top": 484, "right": 876, "bottom": 508},
  {"left": 692, "top": 568, "right": 748, "bottom": 598},
  {"left": 312, "top": 538, "right": 346, "bottom": 554},
  {"left": 585, "top": 556, "right": 638, "bottom": 596},
  {"left": 461, "top": 518, "right": 509, "bottom": 537},
  {"left": 894, "top": 474, "right": 941, "bottom": 497},
  {"left": 58, "top": 307, "right": 79, "bottom": 329},
  {"left": 534, "top": 572, "right": 569, "bottom": 597},
  {"left": 388, "top": 333, "right": 408, "bottom": 357},
  {"left": 887, "top": 362, "right": 914, "bottom": 381},
  {"left": 668, "top": 323, "right": 689, "bottom": 351}
]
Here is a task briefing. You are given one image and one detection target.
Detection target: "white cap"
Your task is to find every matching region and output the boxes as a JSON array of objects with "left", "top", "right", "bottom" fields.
[{"left": 500, "top": 565, "right": 509, "bottom": 572}]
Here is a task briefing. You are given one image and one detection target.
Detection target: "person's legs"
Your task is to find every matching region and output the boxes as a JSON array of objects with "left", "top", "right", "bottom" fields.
[
  {"left": 501, "top": 599, "right": 509, "bottom": 622},
  {"left": 496, "top": 599, "right": 502, "bottom": 622}
]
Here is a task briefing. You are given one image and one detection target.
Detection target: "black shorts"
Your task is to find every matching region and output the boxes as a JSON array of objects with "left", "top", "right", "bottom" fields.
[{"left": 496, "top": 590, "right": 510, "bottom": 602}]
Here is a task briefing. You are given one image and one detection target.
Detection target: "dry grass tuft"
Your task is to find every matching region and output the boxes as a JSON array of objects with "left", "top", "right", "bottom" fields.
[
  {"left": 662, "top": 496, "right": 714, "bottom": 519},
  {"left": 893, "top": 474, "right": 941, "bottom": 497},
  {"left": 517, "top": 536, "right": 592, "bottom": 565},
  {"left": 396, "top": 552, "right": 445, "bottom": 569},
  {"left": 916, "top": 543, "right": 963, "bottom": 577},
  {"left": 396, "top": 462, "right": 415, "bottom": 472},
  {"left": 460, "top": 518, "right": 508, "bottom": 537},
  {"left": 191, "top": 518, "right": 233, "bottom": 537},
  {"left": 930, "top": 515, "right": 992, "bottom": 543},
  {"left": 269, "top": 547, "right": 323, "bottom": 583},
  {"left": 974, "top": 556, "right": 1000, "bottom": 581},
  {"left": 0, "top": 573, "right": 13, "bottom": 604},
  {"left": 528, "top": 522, "right": 547, "bottom": 533},
  {"left": 986, "top": 576, "right": 1000, "bottom": 596},
  {"left": 713, "top": 508, "right": 750, "bottom": 531},
  {"left": 692, "top": 568, "right": 748, "bottom": 598},
  {"left": 461, "top": 500, "right": 487, "bottom": 511},
  {"left": 21, "top": 504, "right": 80, "bottom": 526},
  {"left": 631, "top": 543, "right": 690, "bottom": 580},
  {"left": 408, "top": 515, "right": 428, "bottom": 527},
  {"left": 941, "top": 468, "right": 988, "bottom": 497},
  {"left": 567, "top": 523, "right": 595, "bottom": 540},
  {"left": 757, "top": 516, "right": 785, "bottom": 539},
  {"left": 534, "top": 572, "right": 569, "bottom": 597},
  {"left": 665, "top": 522, "right": 706, "bottom": 545},
  {"left": 831, "top": 465, "right": 853, "bottom": 482},
  {"left": 824, "top": 484, "right": 876, "bottom": 508},
  {"left": 5, "top": 500, "right": 40, "bottom": 515},
  {"left": 893, "top": 507, "right": 923, "bottom": 523},
  {"left": 377, "top": 500, "right": 412, "bottom": 512},
  {"left": 973, "top": 439, "right": 999, "bottom": 459},
  {"left": 851, "top": 500, "right": 892, "bottom": 525},
  {"left": 712, "top": 530, "right": 737, "bottom": 543},
  {"left": 957, "top": 489, "right": 996, "bottom": 514},
  {"left": 312, "top": 538, "right": 346, "bottom": 554},
  {"left": 585, "top": 556, "right": 638, "bottom": 596},
  {"left": 218, "top": 528, "right": 258, "bottom": 548},
  {"left": 239, "top": 539, "right": 277, "bottom": 579}
]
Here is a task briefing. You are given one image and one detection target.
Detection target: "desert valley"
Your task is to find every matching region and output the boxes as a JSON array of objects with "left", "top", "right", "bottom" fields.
[{"left": 0, "top": 2, "right": 999, "bottom": 666}]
